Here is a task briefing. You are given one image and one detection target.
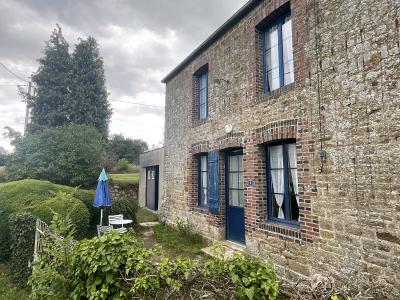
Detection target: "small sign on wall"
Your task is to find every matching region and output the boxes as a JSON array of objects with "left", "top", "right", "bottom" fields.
[{"left": 245, "top": 179, "right": 254, "bottom": 186}]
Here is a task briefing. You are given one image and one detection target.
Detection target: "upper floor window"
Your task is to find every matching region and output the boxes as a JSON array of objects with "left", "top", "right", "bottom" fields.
[
  {"left": 198, "top": 154, "right": 208, "bottom": 206},
  {"left": 263, "top": 12, "right": 294, "bottom": 92},
  {"left": 197, "top": 69, "right": 208, "bottom": 120},
  {"left": 266, "top": 142, "right": 299, "bottom": 225}
]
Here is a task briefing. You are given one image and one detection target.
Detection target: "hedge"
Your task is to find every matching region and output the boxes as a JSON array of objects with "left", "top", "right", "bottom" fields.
[
  {"left": 0, "top": 179, "right": 91, "bottom": 261},
  {"left": 8, "top": 212, "right": 37, "bottom": 287}
]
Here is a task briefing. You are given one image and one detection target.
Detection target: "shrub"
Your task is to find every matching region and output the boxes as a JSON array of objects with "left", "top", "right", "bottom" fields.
[
  {"left": 0, "top": 179, "right": 91, "bottom": 261},
  {"left": 29, "top": 191, "right": 89, "bottom": 239},
  {"left": 29, "top": 213, "right": 77, "bottom": 300},
  {"left": 5, "top": 124, "right": 106, "bottom": 187},
  {"left": 8, "top": 212, "right": 37, "bottom": 287},
  {"left": 112, "top": 158, "right": 130, "bottom": 173},
  {"left": 30, "top": 216, "right": 281, "bottom": 300}
]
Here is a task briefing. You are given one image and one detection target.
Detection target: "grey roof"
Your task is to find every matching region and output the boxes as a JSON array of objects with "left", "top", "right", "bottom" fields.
[{"left": 161, "top": 0, "right": 262, "bottom": 83}]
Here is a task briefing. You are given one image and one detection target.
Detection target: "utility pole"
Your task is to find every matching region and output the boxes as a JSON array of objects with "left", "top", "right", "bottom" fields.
[{"left": 24, "top": 81, "right": 32, "bottom": 135}]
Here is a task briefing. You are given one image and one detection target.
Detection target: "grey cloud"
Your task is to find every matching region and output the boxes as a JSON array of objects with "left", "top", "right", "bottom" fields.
[{"left": 0, "top": 0, "right": 248, "bottom": 149}]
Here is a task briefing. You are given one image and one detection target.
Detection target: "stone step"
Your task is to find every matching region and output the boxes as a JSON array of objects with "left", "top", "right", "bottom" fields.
[
  {"left": 201, "top": 240, "right": 246, "bottom": 260},
  {"left": 139, "top": 221, "right": 160, "bottom": 228}
]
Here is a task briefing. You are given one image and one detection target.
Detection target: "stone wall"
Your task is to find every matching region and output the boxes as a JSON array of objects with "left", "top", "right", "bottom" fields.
[
  {"left": 109, "top": 182, "right": 138, "bottom": 204},
  {"left": 163, "top": 0, "right": 400, "bottom": 297}
]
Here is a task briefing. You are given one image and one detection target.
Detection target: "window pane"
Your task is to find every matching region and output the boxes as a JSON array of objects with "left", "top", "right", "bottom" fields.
[
  {"left": 287, "top": 144, "right": 297, "bottom": 168},
  {"left": 200, "top": 188, "right": 207, "bottom": 206},
  {"left": 238, "top": 190, "right": 244, "bottom": 207},
  {"left": 270, "top": 169, "right": 284, "bottom": 194},
  {"left": 282, "top": 17, "right": 294, "bottom": 85},
  {"left": 199, "top": 103, "right": 207, "bottom": 119},
  {"left": 229, "top": 189, "right": 239, "bottom": 206},
  {"left": 269, "top": 145, "right": 283, "bottom": 168},
  {"left": 238, "top": 155, "right": 244, "bottom": 171},
  {"left": 238, "top": 173, "right": 244, "bottom": 189},
  {"left": 201, "top": 73, "right": 207, "bottom": 88},
  {"left": 199, "top": 89, "right": 207, "bottom": 105},
  {"left": 265, "top": 26, "right": 280, "bottom": 91},
  {"left": 202, "top": 172, "right": 207, "bottom": 188},
  {"left": 229, "top": 156, "right": 238, "bottom": 171},
  {"left": 200, "top": 155, "right": 207, "bottom": 171},
  {"left": 272, "top": 193, "right": 285, "bottom": 219},
  {"left": 290, "top": 191, "right": 299, "bottom": 221},
  {"left": 229, "top": 173, "right": 238, "bottom": 189}
]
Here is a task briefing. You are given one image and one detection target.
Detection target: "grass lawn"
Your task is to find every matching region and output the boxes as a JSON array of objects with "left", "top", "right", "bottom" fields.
[
  {"left": 136, "top": 206, "right": 159, "bottom": 223},
  {"left": 153, "top": 224, "right": 207, "bottom": 258},
  {"left": 0, "top": 264, "right": 29, "bottom": 300},
  {"left": 109, "top": 173, "right": 139, "bottom": 184}
]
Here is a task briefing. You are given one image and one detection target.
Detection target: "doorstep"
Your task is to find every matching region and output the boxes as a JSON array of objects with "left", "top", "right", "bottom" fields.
[{"left": 201, "top": 240, "right": 246, "bottom": 260}]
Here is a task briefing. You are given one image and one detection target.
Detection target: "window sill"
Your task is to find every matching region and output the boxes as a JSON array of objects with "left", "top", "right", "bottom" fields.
[
  {"left": 258, "top": 82, "right": 295, "bottom": 102},
  {"left": 192, "top": 117, "right": 209, "bottom": 128},
  {"left": 259, "top": 220, "right": 301, "bottom": 241},
  {"left": 192, "top": 206, "right": 209, "bottom": 214}
]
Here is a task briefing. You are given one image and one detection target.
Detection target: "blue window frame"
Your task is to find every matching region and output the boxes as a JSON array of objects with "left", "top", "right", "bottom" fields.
[
  {"left": 262, "top": 12, "right": 294, "bottom": 93},
  {"left": 266, "top": 141, "right": 299, "bottom": 225},
  {"left": 197, "top": 70, "right": 208, "bottom": 120},
  {"left": 198, "top": 154, "right": 208, "bottom": 206}
]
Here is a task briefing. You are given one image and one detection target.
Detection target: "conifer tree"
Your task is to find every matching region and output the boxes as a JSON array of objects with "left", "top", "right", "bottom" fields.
[
  {"left": 29, "top": 25, "right": 71, "bottom": 132},
  {"left": 69, "top": 37, "right": 111, "bottom": 137},
  {"left": 29, "top": 26, "right": 111, "bottom": 137}
]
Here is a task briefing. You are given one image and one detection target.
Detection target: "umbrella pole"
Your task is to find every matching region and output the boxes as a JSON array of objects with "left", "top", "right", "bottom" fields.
[{"left": 100, "top": 208, "right": 103, "bottom": 226}]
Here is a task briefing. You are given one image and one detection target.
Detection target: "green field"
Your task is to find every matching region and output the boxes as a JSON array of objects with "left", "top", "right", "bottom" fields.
[{"left": 109, "top": 173, "right": 139, "bottom": 184}]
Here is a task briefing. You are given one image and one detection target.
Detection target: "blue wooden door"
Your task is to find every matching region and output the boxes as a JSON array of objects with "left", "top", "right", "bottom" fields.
[{"left": 226, "top": 150, "right": 245, "bottom": 244}]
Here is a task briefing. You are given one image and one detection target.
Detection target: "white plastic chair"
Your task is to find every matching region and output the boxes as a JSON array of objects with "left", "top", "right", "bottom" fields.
[
  {"left": 97, "top": 225, "right": 113, "bottom": 237},
  {"left": 108, "top": 214, "right": 127, "bottom": 233}
]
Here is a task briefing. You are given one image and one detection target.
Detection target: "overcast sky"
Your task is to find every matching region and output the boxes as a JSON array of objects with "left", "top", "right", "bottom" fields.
[{"left": 0, "top": 0, "right": 248, "bottom": 152}]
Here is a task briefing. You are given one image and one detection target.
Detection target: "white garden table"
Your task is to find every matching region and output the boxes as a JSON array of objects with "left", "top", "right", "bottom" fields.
[{"left": 109, "top": 219, "right": 132, "bottom": 233}]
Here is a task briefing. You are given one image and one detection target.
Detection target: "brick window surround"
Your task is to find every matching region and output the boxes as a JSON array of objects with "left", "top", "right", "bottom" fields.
[
  {"left": 245, "top": 119, "right": 319, "bottom": 243},
  {"left": 253, "top": 0, "right": 307, "bottom": 102},
  {"left": 192, "top": 64, "right": 209, "bottom": 126}
]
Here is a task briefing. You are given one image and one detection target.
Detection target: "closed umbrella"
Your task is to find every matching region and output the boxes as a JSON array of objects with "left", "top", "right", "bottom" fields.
[{"left": 93, "top": 168, "right": 111, "bottom": 225}]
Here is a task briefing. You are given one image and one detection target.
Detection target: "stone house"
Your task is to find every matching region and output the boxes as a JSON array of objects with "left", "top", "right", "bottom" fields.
[{"left": 161, "top": 0, "right": 400, "bottom": 295}]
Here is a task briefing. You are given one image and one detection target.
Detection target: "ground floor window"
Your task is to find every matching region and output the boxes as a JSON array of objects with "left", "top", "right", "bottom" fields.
[
  {"left": 266, "top": 142, "right": 299, "bottom": 224},
  {"left": 198, "top": 154, "right": 208, "bottom": 206}
]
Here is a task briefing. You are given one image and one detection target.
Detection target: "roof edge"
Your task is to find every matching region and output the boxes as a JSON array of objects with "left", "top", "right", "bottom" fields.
[{"left": 161, "top": 0, "right": 262, "bottom": 83}]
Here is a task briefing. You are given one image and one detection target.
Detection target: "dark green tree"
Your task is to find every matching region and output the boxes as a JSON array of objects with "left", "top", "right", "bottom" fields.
[
  {"left": 109, "top": 134, "right": 148, "bottom": 164},
  {"left": 29, "top": 25, "right": 71, "bottom": 132},
  {"left": 0, "top": 146, "right": 7, "bottom": 166},
  {"left": 5, "top": 124, "right": 106, "bottom": 187},
  {"left": 29, "top": 26, "right": 111, "bottom": 137},
  {"left": 69, "top": 37, "right": 111, "bottom": 137}
]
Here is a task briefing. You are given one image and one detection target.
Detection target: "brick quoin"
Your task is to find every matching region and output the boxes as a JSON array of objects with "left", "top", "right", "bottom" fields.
[{"left": 161, "top": 0, "right": 400, "bottom": 296}]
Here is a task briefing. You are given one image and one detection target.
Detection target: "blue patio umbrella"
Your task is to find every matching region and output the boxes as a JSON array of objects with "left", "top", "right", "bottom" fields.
[{"left": 93, "top": 168, "right": 111, "bottom": 225}]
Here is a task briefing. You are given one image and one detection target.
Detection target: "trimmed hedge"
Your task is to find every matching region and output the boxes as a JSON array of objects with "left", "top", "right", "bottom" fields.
[
  {"left": 0, "top": 179, "right": 92, "bottom": 261},
  {"left": 8, "top": 212, "right": 37, "bottom": 287}
]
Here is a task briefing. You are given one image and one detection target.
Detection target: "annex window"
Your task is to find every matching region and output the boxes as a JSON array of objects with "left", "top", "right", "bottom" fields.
[
  {"left": 197, "top": 69, "right": 208, "bottom": 120},
  {"left": 263, "top": 11, "right": 294, "bottom": 92},
  {"left": 266, "top": 142, "right": 299, "bottom": 224},
  {"left": 198, "top": 154, "right": 208, "bottom": 206}
]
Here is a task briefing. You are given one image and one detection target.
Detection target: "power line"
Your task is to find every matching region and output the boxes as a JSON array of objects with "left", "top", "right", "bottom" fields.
[
  {"left": 109, "top": 99, "right": 164, "bottom": 109},
  {"left": 0, "top": 84, "right": 29, "bottom": 87},
  {"left": 0, "top": 62, "right": 29, "bottom": 83}
]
